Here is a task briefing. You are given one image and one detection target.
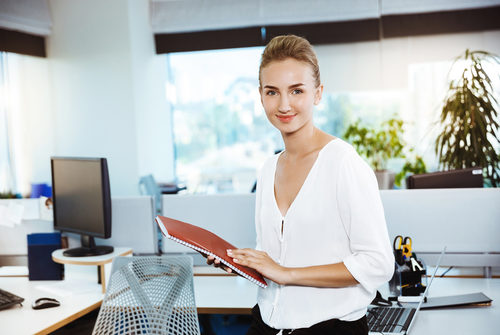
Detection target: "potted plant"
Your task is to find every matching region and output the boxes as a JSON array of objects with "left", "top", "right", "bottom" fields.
[
  {"left": 343, "top": 118, "right": 407, "bottom": 189},
  {"left": 394, "top": 155, "right": 427, "bottom": 188},
  {"left": 435, "top": 49, "right": 500, "bottom": 187}
]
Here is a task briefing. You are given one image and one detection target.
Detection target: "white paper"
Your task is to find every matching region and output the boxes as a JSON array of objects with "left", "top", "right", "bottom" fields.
[
  {"left": 0, "top": 205, "right": 14, "bottom": 227},
  {"left": 0, "top": 266, "right": 29, "bottom": 276},
  {"left": 35, "top": 280, "right": 100, "bottom": 297},
  {"left": 20, "top": 199, "right": 40, "bottom": 219},
  {"left": 0, "top": 202, "right": 24, "bottom": 227},
  {"left": 7, "top": 202, "right": 23, "bottom": 223},
  {"left": 39, "top": 196, "right": 53, "bottom": 221}
]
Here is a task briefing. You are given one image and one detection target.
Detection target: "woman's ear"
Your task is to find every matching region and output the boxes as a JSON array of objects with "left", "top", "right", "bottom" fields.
[{"left": 314, "top": 84, "right": 324, "bottom": 105}]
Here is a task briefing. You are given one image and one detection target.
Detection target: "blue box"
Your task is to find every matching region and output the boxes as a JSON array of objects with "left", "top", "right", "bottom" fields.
[{"left": 27, "top": 233, "right": 63, "bottom": 280}]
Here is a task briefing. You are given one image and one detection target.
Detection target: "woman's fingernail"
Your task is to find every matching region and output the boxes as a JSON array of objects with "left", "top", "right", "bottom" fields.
[
  {"left": 233, "top": 258, "right": 239, "bottom": 263},
  {"left": 227, "top": 249, "right": 232, "bottom": 255}
]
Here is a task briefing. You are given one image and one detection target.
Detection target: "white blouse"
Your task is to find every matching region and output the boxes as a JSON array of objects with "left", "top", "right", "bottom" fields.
[{"left": 255, "top": 138, "right": 394, "bottom": 329}]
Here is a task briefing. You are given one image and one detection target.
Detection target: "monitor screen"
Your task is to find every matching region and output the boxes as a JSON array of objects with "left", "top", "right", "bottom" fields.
[{"left": 51, "top": 157, "right": 113, "bottom": 257}]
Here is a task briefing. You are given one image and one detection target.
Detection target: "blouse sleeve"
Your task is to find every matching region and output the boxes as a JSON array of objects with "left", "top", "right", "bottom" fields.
[{"left": 336, "top": 151, "right": 394, "bottom": 293}]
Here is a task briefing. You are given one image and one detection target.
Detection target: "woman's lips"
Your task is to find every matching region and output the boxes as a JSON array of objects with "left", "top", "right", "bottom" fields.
[{"left": 277, "top": 114, "right": 296, "bottom": 122}]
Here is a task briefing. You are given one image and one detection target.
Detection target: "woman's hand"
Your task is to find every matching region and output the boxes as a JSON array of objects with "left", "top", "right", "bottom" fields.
[
  {"left": 227, "top": 248, "right": 289, "bottom": 285},
  {"left": 204, "top": 253, "right": 232, "bottom": 273}
]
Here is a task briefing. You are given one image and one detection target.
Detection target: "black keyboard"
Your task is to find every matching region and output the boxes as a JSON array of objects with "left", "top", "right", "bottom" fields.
[
  {"left": 367, "top": 307, "right": 414, "bottom": 333},
  {"left": 0, "top": 288, "right": 24, "bottom": 310}
]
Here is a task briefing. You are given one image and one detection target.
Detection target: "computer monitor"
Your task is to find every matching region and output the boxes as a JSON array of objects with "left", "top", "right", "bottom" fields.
[
  {"left": 51, "top": 157, "right": 113, "bottom": 257},
  {"left": 406, "top": 167, "right": 483, "bottom": 189}
]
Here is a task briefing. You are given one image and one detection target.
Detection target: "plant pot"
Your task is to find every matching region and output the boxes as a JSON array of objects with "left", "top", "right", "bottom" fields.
[{"left": 375, "top": 170, "right": 395, "bottom": 189}]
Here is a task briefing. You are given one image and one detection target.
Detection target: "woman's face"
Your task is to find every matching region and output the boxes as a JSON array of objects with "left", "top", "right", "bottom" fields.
[{"left": 260, "top": 58, "right": 323, "bottom": 136}]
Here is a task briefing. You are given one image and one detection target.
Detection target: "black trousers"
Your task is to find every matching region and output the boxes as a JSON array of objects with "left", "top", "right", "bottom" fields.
[{"left": 246, "top": 305, "right": 368, "bottom": 335}]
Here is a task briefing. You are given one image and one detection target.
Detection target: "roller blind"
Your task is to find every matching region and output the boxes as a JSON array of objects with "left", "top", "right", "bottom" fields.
[
  {"left": 151, "top": 0, "right": 379, "bottom": 34},
  {"left": 152, "top": 0, "right": 500, "bottom": 53},
  {"left": 0, "top": 0, "right": 51, "bottom": 36},
  {"left": 151, "top": 0, "right": 500, "bottom": 34},
  {"left": 0, "top": 0, "right": 51, "bottom": 57}
]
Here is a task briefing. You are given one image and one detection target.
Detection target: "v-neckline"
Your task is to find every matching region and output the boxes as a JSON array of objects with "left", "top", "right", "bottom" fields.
[{"left": 272, "top": 139, "right": 336, "bottom": 218}]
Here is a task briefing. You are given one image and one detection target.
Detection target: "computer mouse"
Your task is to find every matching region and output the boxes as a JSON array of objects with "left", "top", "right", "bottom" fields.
[{"left": 32, "top": 297, "right": 60, "bottom": 310}]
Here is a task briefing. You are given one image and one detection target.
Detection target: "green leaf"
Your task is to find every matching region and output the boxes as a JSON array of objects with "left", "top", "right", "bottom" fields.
[{"left": 435, "top": 49, "right": 500, "bottom": 186}]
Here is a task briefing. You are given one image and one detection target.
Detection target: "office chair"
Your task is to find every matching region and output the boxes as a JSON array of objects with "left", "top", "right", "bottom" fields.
[
  {"left": 139, "top": 174, "right": 187, "bottom": 214},
  {"left": 139, "top": 174, "right": 162, "bottom": 215},
  {"left": 92, "top": 256, "right": 201, "bottom": 335},
  {"left": 139, "top": 174, "right": 164, "bottom": 253}
]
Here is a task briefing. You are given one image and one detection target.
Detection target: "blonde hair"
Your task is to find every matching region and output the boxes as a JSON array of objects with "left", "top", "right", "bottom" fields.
[{"left": 259, "top": 35, "right": 321, "bottom": 88}]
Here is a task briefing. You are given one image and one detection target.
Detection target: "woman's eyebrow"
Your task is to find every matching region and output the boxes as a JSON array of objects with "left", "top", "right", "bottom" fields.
[{"left": 263, "top": 83, "right": 305, "bottom": 90}]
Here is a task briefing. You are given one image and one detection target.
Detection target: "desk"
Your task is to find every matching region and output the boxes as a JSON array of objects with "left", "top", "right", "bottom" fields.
[
  {"left": 2, "top": 269, "right": 498, "bottom": 334},
  {"left": 192, "top": 276, "right": 500, "bottom": 333},
  {"left": 0, "top": 248, "right": 132, "bottom": 335},
  {"left": 194, "top": 275, "right": 257, "bottom": 314},
  {"left": 400, "top": 277, "right": 500, "bottom": 334},
  {"left": 0, "top": 265, "right": 103, "bottom": 335}
]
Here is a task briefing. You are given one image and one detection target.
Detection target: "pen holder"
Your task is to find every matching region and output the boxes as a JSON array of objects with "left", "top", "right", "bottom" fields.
[{"left": 389, "top": 255, "right": 427, "bottom": 296}]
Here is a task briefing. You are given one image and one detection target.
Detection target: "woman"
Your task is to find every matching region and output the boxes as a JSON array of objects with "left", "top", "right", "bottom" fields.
[{"left": 209, "top": 35, "right": 394, "bottom": 335}]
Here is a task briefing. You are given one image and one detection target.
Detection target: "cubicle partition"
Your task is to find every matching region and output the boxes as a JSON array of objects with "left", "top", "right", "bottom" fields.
[
  {"left": 0, "top": 196, "right": 157, "bottom": 266},
  {"left": 5, "top": 190, "right": 495, "bottom": 272},
  {"left": 161, "top": 193, "right": 256, "bottom": 265},
  {"left": 0, "top": 199, "right": 53, "bottom": 266},
  {"left": 95, "top": 196, "right": 158, "bottom": 255},
  {"left": 161, "top": 189, "right": 500, "bottom": 276},
  {"left": 380, "top": 188, "right": 500, "bottom": 277}
]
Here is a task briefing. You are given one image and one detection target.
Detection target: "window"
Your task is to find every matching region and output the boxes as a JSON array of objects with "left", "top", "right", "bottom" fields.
[
  {"left": 0, "top": 52, "right": 16, "bottom": 196},
  {"left": 166, "top": 47, "right": 280, "bottom": 193},
  {"left": 0, "top": 52, "right": 52, "bottom": 197},
  {"left": 165, "top": 42, "right": 500, "bottom": 193},
  {"left": 166, "top": 47, "right": 416, "bottom": 193}
]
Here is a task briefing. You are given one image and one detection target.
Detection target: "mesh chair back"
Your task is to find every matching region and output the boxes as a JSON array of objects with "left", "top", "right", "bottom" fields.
[{"left": 93, "top": 256, "right": 200, "bottom": 335}]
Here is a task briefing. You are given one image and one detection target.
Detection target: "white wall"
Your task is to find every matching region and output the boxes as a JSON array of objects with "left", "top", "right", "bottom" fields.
[
  {"left": 45, "top": 0, "right": 174, "bottom": 196},
  {"left": 127, "top": 0, "right": 175, "bottom": 184}
]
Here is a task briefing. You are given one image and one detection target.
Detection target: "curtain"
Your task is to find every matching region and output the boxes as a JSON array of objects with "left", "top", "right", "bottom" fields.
[
  {"left": 0, "top": 52, "right": 53, "bottom": 197},
  {"left": 0, "top": 52, "right": 17, "bottom": 195}
]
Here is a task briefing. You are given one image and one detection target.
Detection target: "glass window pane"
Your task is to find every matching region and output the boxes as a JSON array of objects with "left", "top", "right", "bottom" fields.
[{"left": 167, "top": 47, "right": 282, "bottom": 193}]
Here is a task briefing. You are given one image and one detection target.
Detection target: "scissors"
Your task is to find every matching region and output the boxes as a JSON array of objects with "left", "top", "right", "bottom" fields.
[{"left": 393, "top": 235, "right": 412, "bottom": 264}]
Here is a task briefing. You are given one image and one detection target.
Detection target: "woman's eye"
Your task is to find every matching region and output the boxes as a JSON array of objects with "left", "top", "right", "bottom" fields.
[
  {"left": 266, "top": 90, "right": 277, "bottom": 96},
  {"left": 291, "top": 89, "right": 303, "bottom": 94}
]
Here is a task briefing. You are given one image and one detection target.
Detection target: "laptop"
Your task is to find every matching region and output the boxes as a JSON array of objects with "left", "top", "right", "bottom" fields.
[
  {"left": 420, "top": 292, "right": 492, "bottom": 309},
  {"left": 367, "top": 247, "right": 446, "bottom": 335}
]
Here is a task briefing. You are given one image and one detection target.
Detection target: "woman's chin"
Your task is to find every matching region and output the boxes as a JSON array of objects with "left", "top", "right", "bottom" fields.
[
  {"left": 278, "top": 125, "right": 302, "bottom": 136},
  {"left": 276, "top": 121, "right": 311, "bottom": 136}
]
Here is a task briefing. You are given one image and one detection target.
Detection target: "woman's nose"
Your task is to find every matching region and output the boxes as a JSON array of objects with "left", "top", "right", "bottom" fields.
[{"left": 278, "top": 95, "right": 291, "bottom": 113}]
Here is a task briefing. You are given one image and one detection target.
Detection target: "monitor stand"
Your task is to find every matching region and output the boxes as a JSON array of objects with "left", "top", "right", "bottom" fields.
[{"left": 63, "top": 235, "right": 114, "bottom": 257}]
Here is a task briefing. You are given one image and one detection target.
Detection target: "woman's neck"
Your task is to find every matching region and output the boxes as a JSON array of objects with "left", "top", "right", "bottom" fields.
[{"left": 281, "top": 124, "right": 321, "bottom": 158}]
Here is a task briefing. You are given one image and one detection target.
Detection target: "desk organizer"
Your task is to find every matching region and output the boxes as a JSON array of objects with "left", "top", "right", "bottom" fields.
[
  {"left": 389, "top": 255, "right": 427, "bottom": 296},
  {"left": 27, "top": 233, "right": 63, "bottom": 280}
]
